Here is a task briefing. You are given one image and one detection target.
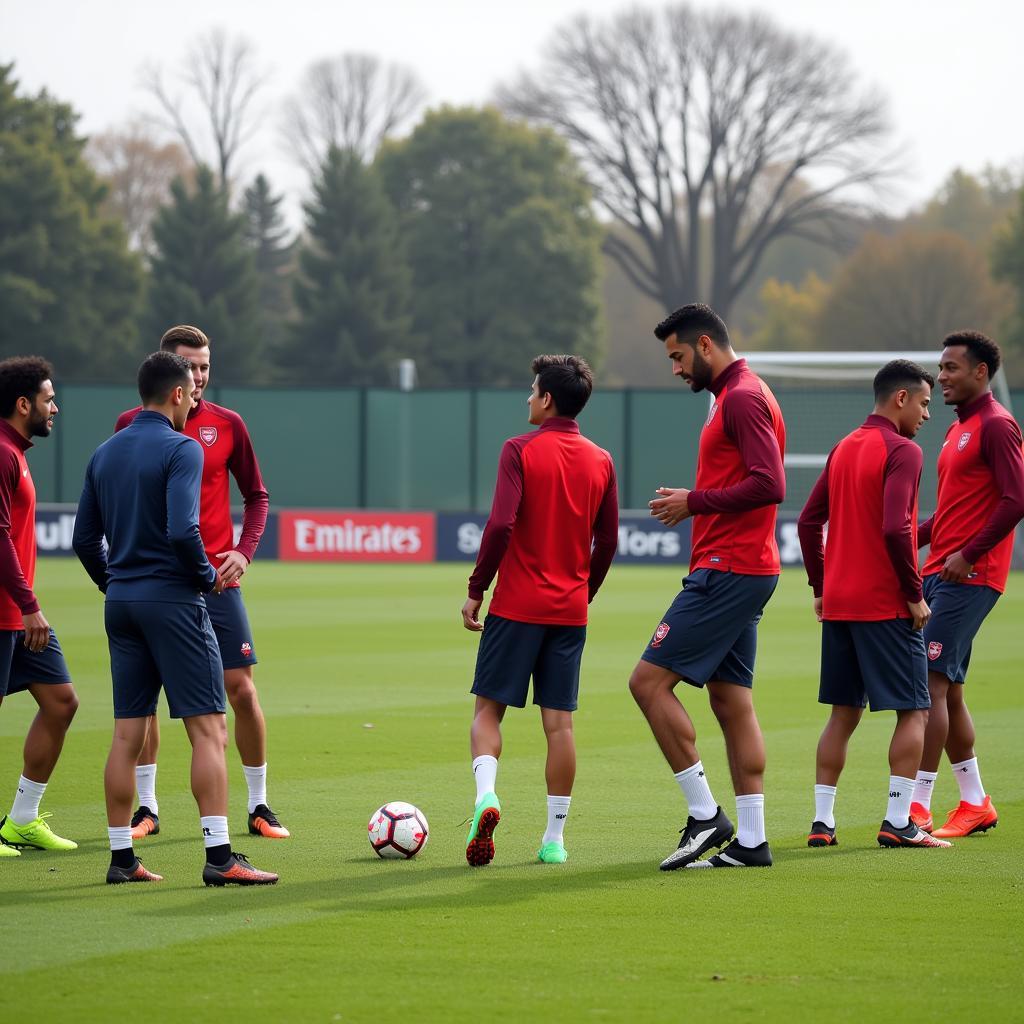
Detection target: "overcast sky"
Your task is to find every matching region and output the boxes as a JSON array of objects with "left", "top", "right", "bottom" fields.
[{"left": 3, "top": 0, "right": 1022, "bottom": 228}]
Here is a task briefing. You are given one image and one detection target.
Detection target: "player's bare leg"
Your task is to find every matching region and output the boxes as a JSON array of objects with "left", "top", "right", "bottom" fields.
[
  {"left": 890, "top": 708, "right": 927, "bottom": 781},
  {"left": 467, "top": 696, "right": 504, "bottom": 865},
  {"left": 808, "top": 705, "right": 862, "bottom": 846},
  {"left": 105, "top": 716, "right": 162, "bottom": 882},
  {"left": 628, "top": 661, "right": 699, "bottom": 771},
  {"left": 707, "top": 681, "right": 764, "bottom": 795},
  {"left": 919, "top": 671, "right": 950, "bottom": 773},
  {"left": 538, "top": 707, "right": 574, "bottom": 863},
  {"left": 943, "top": 683, "right": 976, "bottom": 764},
  {"left": 0, "top": 683, "right": 79, "bottom": 853}
]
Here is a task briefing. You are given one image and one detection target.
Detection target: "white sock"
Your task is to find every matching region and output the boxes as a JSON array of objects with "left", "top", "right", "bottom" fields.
[
  {"left": 10, "top": 775, "right": 46, "bottom": 824},
  {"left": 951, "top": 757, "right": 986, "bottom": 805},
  {"left": 108, "top": 826, "right": 133, "bottom": 852},
  {"left": 911, "top": 770, "right": 938, "bottom": 810},
  {"left": 674, "top": 760, "right": 717, "bottom": 821},
  {"left": 136, "top": 763, "right": 158, "bottom": 815},
  {"left": 542, "top": 795, "right": 571, "bottom": 846},
  {"left": 736, "top": 793, "right": 766, "bottom": 847},
  {"left": 242, "top": 763, "right": 268, "bottom": 814},
  {"left": 472, "top": 755, "right": 498, "bottom": 802},
  {"left": 886, "top": 775, "right": 914, "bottom": 828},
  {"left": 200, "top": 815, "right": 229, "bottom": 849},
  {"left": 814, "top": 784, "right": 837, "bottom": 828}
]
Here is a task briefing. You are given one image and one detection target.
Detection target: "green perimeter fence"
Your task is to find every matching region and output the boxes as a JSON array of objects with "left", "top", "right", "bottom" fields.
[{"left": 31, "top": 384, "right": 1023, "bottom": 513}]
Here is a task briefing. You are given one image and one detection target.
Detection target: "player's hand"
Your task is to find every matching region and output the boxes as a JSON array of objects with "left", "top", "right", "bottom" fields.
[
  {"left": 906, "top": 598, "right": 931, "bottom": 631},
  {"left": 649, "top": 486, "right": 692, "bottom": 526},
  {"left": 461, "top": 597, "right": 484, "bottom": 632},
  {"left": 939, "top": 550, "right": 973, "bottom": 583},
  {"left": 215, "top": 549, "right": 249, "bottom": 586},
  {"left": 210, "top": 573, "right": 226, "bottom": 595},
  {"left": 22, "top": 610, "right": 50, "bottom": 653},
  {"left": 813, "top": 597, "right": 823, "bottom": 622}
]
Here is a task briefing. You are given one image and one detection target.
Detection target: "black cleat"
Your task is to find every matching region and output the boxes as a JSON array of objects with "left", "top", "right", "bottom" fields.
[
  {"left": 130, "top": 805, "right": 160, "bottom": 838},
  {"left": 248, "top": 804, "right": 290, "bottom": 839},
  {"left": 807, "top": 821, "right": 838, "bottom": 847},
  {"left": 203, "top": 851, "right": 279, "bottom": 886},
  {"left": 877, "top": 819, "right": 951, "bottom": 848},
  {"left": 106, "top": 858, "right": 163, "bottom": 884},
  {"left": 659, "top": 806, "right": 734, "bottom": 871},
  {"left": 687, "top": 838, "right": 773, "bottom": 868}
]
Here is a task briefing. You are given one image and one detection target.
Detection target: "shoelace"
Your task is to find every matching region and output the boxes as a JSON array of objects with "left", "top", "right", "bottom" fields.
[
  {"left": 131, "top": 808, "right": 154, "bottom": 827},
  {"left": 254, "top": 807, "right": 282, "bottom": 827},
  {"left": 19, "top": 812, "right": 55, "bottom": 837}
]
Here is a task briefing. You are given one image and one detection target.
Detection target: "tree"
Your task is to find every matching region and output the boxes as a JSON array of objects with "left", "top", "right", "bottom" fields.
[
  {"left": 816, "top": 230, "right": 1007, "bottom": 352},
  {"left": 0, "top": 64, "right": 143, "bottom": 380},
  {"left": 86, "top": 119, "right": 192, "bottom": 253},
  {"left": 143, "top": 28, "right": 265, "bottom": 189},
  {"left": 991, "top": 187, "right": 1024, "bottom": 370},
  {"left": 748, "top": 273, "right": 830, "bottom": 351},
  {"left": 284, "top": 147, "right": 413, "bottom": 385},
  {"left": 243, "top": 173, "right": 293, "bottom": 356},
  {"left": 498, "top": 4, "right": 892, "bottom": 319},
  {"left": 376, "top": 106, "right": 604, "bottom": 385},
  {"left": 914, "top": 167, "right": 1021, "bottom": 247},
  {"left": 282, "top": 53, "right": 425, "bottom": 173},
  {"left": 145, "top": 164, "right": 262, "bottom": 377}
]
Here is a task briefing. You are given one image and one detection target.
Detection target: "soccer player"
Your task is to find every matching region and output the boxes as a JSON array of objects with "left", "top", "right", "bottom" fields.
[
  {"left": 0, "top": 357, "right": 79, "bottom": 856},
  {"left": 909, "top": 331, "right": 1024, "bottom": 838},
  {"left": 73, "top": 351, "right": 278, "bottom": 885},
  {"left": 114, "top": 326, "right": 287, "bottom": 841},
  {"left": 462, "top": 355, "right": 618, "bottom": 866},
  {"left": 798, "top": 359, "right": 950, "bottom": 849},
  {"left": 631, "top": 303, "right": 785, "bottom": 870}
]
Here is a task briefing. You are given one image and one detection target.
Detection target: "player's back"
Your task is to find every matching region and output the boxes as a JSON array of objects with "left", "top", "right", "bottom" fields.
[{"left": 490, "top": 422, "right": 615, "bottom": 627}]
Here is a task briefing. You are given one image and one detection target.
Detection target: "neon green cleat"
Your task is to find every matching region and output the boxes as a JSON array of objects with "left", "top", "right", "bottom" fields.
[
  {"left": 465, "top": 792, "right": 501, "bottom": 866},
  {"left": 0, "top": 813, "right": 77, "bottom": 851},
  {"left": 537, "top": 841, "right": 568, "bottom": 864},
  {"left": 0, "top": 841, "right": 20, "bottom": 858}
]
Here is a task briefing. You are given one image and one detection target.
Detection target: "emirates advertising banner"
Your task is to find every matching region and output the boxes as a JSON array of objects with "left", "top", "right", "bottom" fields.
[{"left": 278, "top": 510, "right": 436, "bottom": 562}]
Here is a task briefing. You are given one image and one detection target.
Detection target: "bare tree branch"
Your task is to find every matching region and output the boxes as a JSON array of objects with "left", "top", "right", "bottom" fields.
[
  {"left": 281, "top": 53, "right": 426, "bottom": 174},
  {"left": 497, "top": 3, "right": 896, "bottom": 318}
]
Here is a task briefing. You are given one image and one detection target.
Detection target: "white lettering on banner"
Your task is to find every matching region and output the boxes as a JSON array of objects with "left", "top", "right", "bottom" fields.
[
  {"left": 777, "top": 522, "right": 803, "bottom": 565},
  {"left": 457, "top": 522, "right": 483, "bottom": 555},
  {"left": 617, "top": 525, "right": 680, "bottom": 559},
  {"left": 293, "top": 519, "right": 422, "bottom": 555},
  {"left": 36, "top": 514, "right": 76, "bottom": 552}
]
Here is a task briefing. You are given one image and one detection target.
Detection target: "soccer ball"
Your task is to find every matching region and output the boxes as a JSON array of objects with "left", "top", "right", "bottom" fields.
[{"left": 367, "top": 802, "right": 429, "bottom": 859}]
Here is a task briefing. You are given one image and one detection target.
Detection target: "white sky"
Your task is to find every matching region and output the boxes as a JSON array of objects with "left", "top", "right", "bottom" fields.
[{"left": 3, "top": 0, "right": 1022, "bottom": 229}]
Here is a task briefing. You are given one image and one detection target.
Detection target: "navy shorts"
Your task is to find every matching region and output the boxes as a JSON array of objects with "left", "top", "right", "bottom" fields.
[
  {"left": 640, "top": 569, "right": 779, "bottom": 688},
  {"left": 819, "top": 619, "right": 929, "bottom": 711},
  {"left": 472, "top": 614, "right": 586, "bottom": 711},
  {"left": 0, "top": 629, "right": 72, "bottom": 698},
  {"left": 204, "top": 587, "right": 258, "bottom": 670},
  {"left": 105, "top": 601, "right": 226, "bottom": 719},
  {"left": 922, "top": 574, "right": 1000, "bottom": 684}
]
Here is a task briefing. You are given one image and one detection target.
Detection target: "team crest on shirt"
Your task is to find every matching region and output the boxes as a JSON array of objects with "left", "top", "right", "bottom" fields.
[
  {"left": 199, "top": 426, "right": 218, "bottom": 446},
  {"left": 240, "top": 642, "right": 253, "bottom": 658},
  {"left": 651, "top": 622, "right": 671, "bottom": 648},
  {"left": 957, "top": 432, "right": 971, "bottom": 452},
  {"left": 928, "top": 642, "right": 943, "bottom": 661}
]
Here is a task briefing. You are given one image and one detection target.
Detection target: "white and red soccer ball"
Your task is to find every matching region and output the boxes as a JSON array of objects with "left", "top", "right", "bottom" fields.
[{"left": 368, "top": 802, "right": 429, "bottom": 859}]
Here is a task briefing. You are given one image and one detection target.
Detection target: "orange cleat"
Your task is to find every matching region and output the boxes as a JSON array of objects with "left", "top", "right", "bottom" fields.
[
  {"left": 203, "top": 852, "right": 278, "bottom": 886},
  {"left": 247, "top": 804, "right": 290, "bottom": 839},
  {"left": 932, "top": 796, "right": 998, "bottom": 838},
  {"left": 909, "top": 802, "right": 933, "bottom": 833},
  {"left": 107, "top": 858, "right": 163, "bottom": 884},
  {"left": 130, "top": 806, "right": 159, "bottom": 839}
]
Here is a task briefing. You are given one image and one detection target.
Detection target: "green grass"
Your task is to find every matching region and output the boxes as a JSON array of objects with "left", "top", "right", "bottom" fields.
[{"left": 1, "top": 561, "right": 1021, "bottom": 1022}]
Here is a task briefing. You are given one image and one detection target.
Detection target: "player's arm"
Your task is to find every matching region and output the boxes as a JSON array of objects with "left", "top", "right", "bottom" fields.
[
  {"left": 463, "top": 438, "right": 525, "bottom": 631},
  {"left": 0, "top": 449, "right": 47, "bottom": 650},
  {"left": 71, "top": 457, "right": 110, "bottom": 595},
  {"left": 218, "top": 415, "right": 270, "bottom": 583},
  {"left": 882, "top": 439, "right": 929, "bottom": 628},
  {"left": 951, "top": 416, "right": 1024, "bottom": 579},
  {"left": 917, "top": 513, "right": 934, "bottom": 549},
  {"left": 166, "top": 440, "right": 220, "bottom": 594},
  {"left": 796, "top": 450, "right": 832, "bottom": 619},
  {"left": 687, "top": 388, "right": 786, "bottom": 515},
  {"left": 588, "top": 459, "right": 620, "bottom": 603}
]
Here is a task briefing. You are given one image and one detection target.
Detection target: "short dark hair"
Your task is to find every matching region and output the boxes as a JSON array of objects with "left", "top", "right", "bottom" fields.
[
  {"left": 873, "top": 359, "right": 935, "bottom": 402},
  {"left": 654, "top": 303, "right": 730, "bottom": 349},
  {"left": 138, "top": 352, "right": 193, "bottom": 405},
  {"left": 531, "top": 355, "right": 594, "bottom": 419},
  {"left": 943, "top": 330, "right": 1001, "bottom": 380},
  {"left": 160, "top": 324, "right": 210, "bottom": 352},
  {"left": 0, "top": 356, "right": 54, "bottom": 417}
]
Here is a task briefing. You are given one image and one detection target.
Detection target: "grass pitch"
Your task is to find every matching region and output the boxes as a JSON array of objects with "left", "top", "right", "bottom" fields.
[{"left": 0, "top": 560, "right": 1020, "bottom": 1022}]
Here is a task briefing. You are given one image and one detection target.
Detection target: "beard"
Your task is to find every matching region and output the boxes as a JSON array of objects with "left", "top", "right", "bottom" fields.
[
  {"left": 688, "top": 349, "right": 714, "bottom": 392},
  {"left": 27, "top": 409, "right": 52, "bottom": 438}
]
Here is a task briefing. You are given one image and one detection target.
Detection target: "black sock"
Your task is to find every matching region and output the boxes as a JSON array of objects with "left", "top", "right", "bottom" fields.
[
  {"left": 206, "top": 843, "right": 231, "bottom": 865},
  {"left": 111, "top": 847, "right": 136, "bottom": 869}
]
